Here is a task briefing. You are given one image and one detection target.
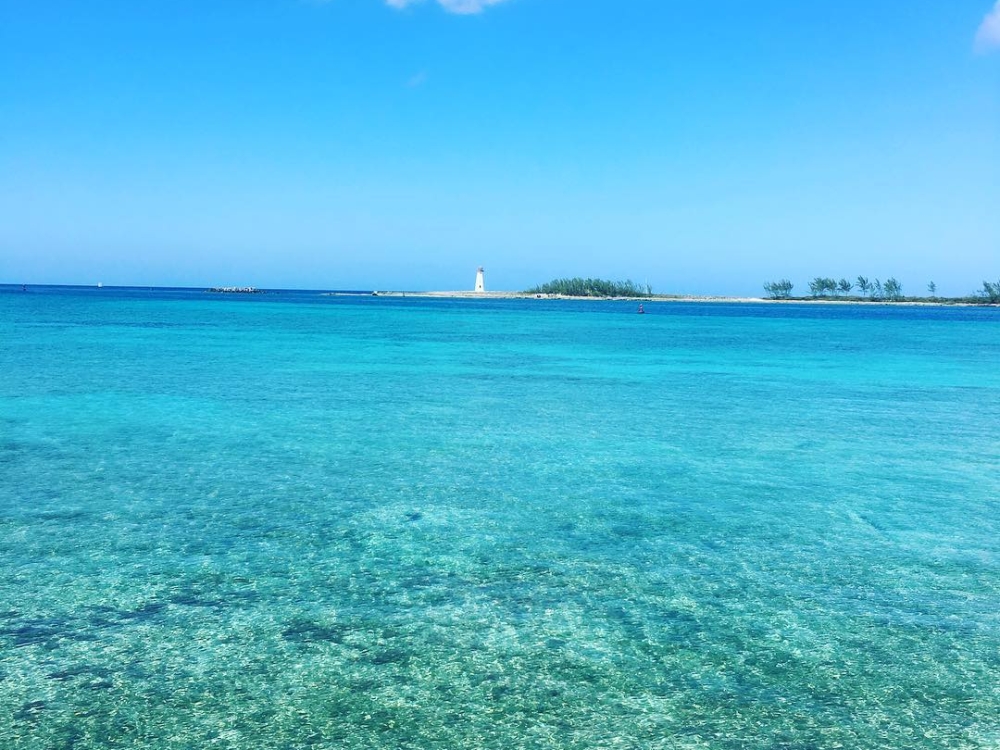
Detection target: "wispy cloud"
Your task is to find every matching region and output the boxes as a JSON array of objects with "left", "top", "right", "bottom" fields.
[
  {"left": 386, "top": 0, "right": 510, "bottom": 14},
  {"left": 407, "top": 70, "right": 428, "bottom": 87},
  {"left": 975, "top": 1, "right": 1000, "bottom": 52}
]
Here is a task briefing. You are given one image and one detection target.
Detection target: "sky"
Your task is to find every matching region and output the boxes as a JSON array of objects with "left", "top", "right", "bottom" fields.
[{"left": 1, "top": 0, "right": 998, "bottom": 295}]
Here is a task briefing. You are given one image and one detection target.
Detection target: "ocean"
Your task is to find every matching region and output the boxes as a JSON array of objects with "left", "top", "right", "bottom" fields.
[{"left": 2, "top": 285, "right": 999, "bottom": 749}]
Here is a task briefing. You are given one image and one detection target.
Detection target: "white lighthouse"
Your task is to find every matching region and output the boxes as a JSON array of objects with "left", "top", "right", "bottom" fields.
[{"left": 474, "top": 267, "right": 485, "bottom": 293}]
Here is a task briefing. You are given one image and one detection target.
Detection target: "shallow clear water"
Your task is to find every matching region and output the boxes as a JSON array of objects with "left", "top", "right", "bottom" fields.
[{"left": 2, "top": 286, "right": 999, "bottom": 749}]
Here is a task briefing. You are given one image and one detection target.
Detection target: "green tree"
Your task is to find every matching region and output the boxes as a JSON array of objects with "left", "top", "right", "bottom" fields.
[
  {"left": 883, "top": 277, "right": 903, "bottom": 301},
  {"left": 763, "top": 280, "right": 794, "bottom": 299},
  {"left": 856, "top": 276, "right": 871, "bottom": 298},
  {"left": 809, "top": 277, "right": 838, "bottom": 297},
  {"left": 838, "top": 278, "right": 853, "bottom": 296},
  {"left": 978, "top": 280, "right": 1000, "bottom": 303},
  {"left": 927, "top": 281, "right": 936, "bottom": 297}
]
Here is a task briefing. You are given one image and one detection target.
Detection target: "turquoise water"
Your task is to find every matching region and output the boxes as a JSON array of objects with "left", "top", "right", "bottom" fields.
[{"left": 2, "top": 286, "right": 999, "bottom": 749}]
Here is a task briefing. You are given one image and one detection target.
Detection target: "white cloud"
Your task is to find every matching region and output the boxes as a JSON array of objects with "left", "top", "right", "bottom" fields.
[
  {"left": 437, "top": 0, "right": 508, "bottom": 12},
  {"left": 975, "top": 1, "right": 1000, "bottom": 52},
  {"left": 386, "top": 0, "right": 509, "bottom": 14}
]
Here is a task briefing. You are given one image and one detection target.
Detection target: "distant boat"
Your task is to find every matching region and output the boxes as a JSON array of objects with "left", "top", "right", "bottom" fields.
[{"left": 97, "top": 282, "right": 103, "bottom": 288}]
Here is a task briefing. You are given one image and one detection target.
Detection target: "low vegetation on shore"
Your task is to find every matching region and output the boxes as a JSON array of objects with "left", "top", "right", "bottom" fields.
[
  {"left": 519, "top": 275, "right": 999, "bottom": 304},
  {"left": 763, "top": 277, "right": 1000, "bottom": 304},
  {"left": 525, "top": 278, "right": 652, "bottom": 298}
]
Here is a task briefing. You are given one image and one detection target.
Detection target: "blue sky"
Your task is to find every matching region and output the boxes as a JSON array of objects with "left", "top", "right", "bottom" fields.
[{"left": 1, "top": 0, "right": 997, "bottom": 294}]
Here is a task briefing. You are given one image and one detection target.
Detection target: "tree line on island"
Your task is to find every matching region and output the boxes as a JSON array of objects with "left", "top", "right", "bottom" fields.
[
  {"left": 521, "top": 276, "right": 1000, "bottom": 304},
  {"left": 763, "top": 276, "right": 904, "bottom": 300},
  {"left": 764, "top": 277, "right": 1000, "bottom": 303},
  {"left": 525, "top": 278, "right": 652, "bottom": 298}
]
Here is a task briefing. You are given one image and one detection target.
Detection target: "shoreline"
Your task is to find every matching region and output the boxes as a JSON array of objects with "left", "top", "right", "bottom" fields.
[
  {"left": 6, "top": 285, "right": 993, "bottom": 307},
  {"left": 362, "top": 290, "right": 992, "bottom": 307}
]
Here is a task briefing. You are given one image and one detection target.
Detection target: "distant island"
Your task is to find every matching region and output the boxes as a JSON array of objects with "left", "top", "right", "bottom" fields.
[
  {"left": 513, "top": 276, "right": 994, "bottom": 305},
  {"left": 762, "top": 277, "right": 1000, "bottom": 305},
  {"left": 208, "top": 287, "right": 264, "bottom": 294},
  {"left": 321, "top": 274, "right": 1000, "bottom": 305}
]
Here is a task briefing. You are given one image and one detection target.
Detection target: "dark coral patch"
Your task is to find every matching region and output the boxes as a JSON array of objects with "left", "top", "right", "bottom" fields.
[{"left": 281, "top": 619, "right": 350, "bottom": 644}]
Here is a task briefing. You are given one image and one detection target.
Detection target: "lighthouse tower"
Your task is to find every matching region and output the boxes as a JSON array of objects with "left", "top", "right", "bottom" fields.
[{"left": 474, "top": 267, "right": 485, "bottom": 293}]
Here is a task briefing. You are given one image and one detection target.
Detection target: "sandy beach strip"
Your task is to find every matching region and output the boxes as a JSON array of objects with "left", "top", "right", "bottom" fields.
[{"left": 360, "top": 290, "right": 983, "bottom": 306}]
